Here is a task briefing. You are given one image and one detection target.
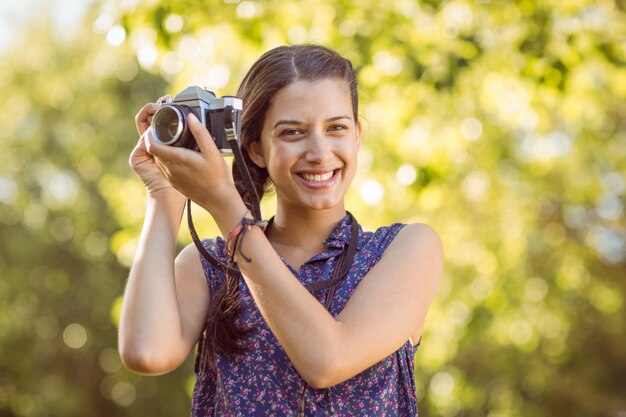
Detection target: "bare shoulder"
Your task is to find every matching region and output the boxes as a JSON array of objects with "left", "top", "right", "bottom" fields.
[
  {"left": 374, "top": 222, "right": 444, "bottom": 297},
  {"left": 176, "top": 243, "right": 200, "bottom": 263},
  {"left": 398, "top": 222, "right": 442, "bottom": 243},
  {"left": 387, "top": 223, "right": 443, "bottom": 265},
  {"left": 355, "top": 222, "right": 443, "bottom": 297},
  {"left": 174, "top": 242, "right": 210, "bottom": 297},
  {"left": 176, "top": 241, "right": 204, "bottom": 269}
]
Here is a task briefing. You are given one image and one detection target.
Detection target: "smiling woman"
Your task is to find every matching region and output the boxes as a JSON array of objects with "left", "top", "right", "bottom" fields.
[{"left": 119, "top": 44, "right": 443, "bottom": 417}]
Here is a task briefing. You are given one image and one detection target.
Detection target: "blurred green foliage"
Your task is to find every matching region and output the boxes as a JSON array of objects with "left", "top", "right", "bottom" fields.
[{"left": 0, "top": 0, "right": 624, "bottom": 416}]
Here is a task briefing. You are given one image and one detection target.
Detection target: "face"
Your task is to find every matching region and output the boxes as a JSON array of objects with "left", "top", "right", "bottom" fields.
[{"left": 249, "top": 78, "right": 361, "bottom": 214}]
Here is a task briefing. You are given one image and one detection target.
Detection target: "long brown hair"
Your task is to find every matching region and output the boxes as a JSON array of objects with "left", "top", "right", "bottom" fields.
[{"left": 203, "top": 44, "right": 359, "bottom": 358}]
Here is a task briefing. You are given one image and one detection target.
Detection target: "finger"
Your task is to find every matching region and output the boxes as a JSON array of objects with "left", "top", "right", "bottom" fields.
[
  {"left": 153, "top": 153, "right": 191, "bottom": 196},
  {"left": 144, "top": 127, "right": 173, "bottom": 159},
  {"left": 129, "top": 134, "right": 156, "bottom": 171},
  {"left": 135, "top": 102, "right": 161, "bottom": 135},
  {"left": 132, "top": 130, "right": 155, "bottom": 156},
  {"left": 154, "top": 156, "right": 173, "bottom": 181},
  {"left": 134, "top": 95, "right": 173, "bottom": 135},
  {"left": 187, "top": 113, "right": 218, "bottom": 156},
  {"left": 137, "top": 131, "right": 148, "bottom": 148},
  {"left": 157, "top": 95, "right": 173, "bottom": 104},
  {"left": 144, "top": 127, "right": 192, "bottom": 163}
]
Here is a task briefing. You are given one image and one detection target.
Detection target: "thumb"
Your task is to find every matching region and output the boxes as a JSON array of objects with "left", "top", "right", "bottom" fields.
[{"left": 188, "top": 113, "right": 219, "bottom": 156}]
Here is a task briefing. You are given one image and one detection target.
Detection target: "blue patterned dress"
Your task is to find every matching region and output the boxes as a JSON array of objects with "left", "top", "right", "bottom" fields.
[{"left": 192, "top": 215, "right": 418, "bottom": 416}]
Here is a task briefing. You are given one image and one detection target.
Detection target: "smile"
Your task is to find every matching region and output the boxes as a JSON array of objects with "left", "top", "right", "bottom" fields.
[
  {"left": 296, "top": 169, "right": 340, "bottom": 188},
  {"left": 301, "top": 171, "right": 335, "bottom": 182}
]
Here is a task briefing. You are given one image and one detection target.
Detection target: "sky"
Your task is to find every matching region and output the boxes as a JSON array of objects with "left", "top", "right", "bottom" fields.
[{"left": 0, "top": 0, "right": 94, "bottom": 52}]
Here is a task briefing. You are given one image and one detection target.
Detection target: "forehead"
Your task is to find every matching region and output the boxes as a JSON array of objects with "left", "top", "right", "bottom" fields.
[{"left": 264, "top": 78, "right": 353, "bottom": 123}]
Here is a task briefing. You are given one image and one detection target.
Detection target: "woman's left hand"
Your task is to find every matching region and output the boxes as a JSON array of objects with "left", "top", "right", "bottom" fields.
[{"left": 144, "top": 113, "right": 244, "bottom": 215}]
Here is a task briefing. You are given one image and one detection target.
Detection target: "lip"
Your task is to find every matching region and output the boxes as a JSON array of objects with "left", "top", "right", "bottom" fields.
[{"left": 295, "top": 169, "right": 340, "bottom": 190}]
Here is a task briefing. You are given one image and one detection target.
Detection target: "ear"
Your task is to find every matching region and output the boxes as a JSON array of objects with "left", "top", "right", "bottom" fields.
[
  {"left": 247, "top": 141, "right": 266, "bottom": 168},
  {"left": 355, "top": 120, "right": 362, "bottom": 149}
]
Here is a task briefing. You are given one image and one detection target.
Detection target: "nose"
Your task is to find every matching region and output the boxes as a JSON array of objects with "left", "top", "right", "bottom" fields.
[{"left": 305, "top": 132, "right": 333, "bottom": 164}]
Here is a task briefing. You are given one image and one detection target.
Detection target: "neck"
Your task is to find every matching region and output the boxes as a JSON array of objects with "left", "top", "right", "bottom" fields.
[{"left": 269, "top": 204, "right": 347, "bottom": 251}]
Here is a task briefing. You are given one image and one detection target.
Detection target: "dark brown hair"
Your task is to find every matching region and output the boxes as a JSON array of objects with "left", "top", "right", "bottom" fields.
[{"left": 203, "top": 44, "right": 359, "bottom": 358}]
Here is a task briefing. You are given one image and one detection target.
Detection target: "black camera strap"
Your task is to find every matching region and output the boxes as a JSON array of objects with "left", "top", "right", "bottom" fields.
[
  {"left": 225, "top": 107, "right": 263, "bottom": 221},
  {"left": 187, "top": 105, "right": 261, "bottom": 274},
  {"left": 187, "top": 198, "right": 239, "bottom": 275},
  {"left": 303, "top": 213, "right": 359, "bottom": 292}
]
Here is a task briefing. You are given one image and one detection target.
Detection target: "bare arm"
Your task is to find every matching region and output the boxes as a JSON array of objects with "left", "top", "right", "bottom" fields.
[
  {"left": 118, "top": 100, "right": 210, "bottom": 375},
  {"left": 117, "top": 192, "right": 209, "bottom": 374},
  {"left": 234, "top": 223, "right": 442, "bottom": 388},
  {"left": 146, "top": 115, "right": 443, "bottom": 387}
]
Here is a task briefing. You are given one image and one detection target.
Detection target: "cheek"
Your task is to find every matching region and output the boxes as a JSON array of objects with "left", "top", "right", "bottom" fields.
[
  {"left": 339, "top": 140, "right": 359, "bottom": 164},
  {"left": 265, "top": 145, "right": 294, "bottom": 176},
  {"left": 339, "top": 142, "right": 359, "bottom": 182}
]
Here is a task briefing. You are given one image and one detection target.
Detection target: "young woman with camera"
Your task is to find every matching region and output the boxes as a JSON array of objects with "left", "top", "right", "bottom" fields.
[{"left": 119, "top": 44, "right": 443, "bottom": 416}]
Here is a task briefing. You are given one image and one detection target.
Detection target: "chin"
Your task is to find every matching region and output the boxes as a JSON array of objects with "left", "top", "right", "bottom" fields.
[
  {"left": 277, "top": 188, "right": 347, "bottom": 212},
  {"left": 302, "top": 197, "right": 344, "bottom": 211}
]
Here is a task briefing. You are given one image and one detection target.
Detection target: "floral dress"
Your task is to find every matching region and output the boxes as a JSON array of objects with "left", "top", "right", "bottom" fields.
[{"left": 192, "top": 215, "right": 419, "bottom": 416}]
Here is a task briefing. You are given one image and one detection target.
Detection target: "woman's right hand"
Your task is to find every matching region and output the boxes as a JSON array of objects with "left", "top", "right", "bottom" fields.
[{"left": 129, "top": 96, "right": 180, "bottom": 194}]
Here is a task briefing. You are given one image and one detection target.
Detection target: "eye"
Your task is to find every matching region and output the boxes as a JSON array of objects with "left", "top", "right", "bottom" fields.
[
  {"left": 327, "top": 124, "right": 348, "bottom": 133},
  {"left": 279, "top": 128, "right": 304, "bottom": 137}
]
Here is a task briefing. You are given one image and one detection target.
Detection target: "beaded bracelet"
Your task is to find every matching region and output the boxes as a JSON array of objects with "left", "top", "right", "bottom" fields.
[{"left": 226, "top": 210, "right": 268, "bottom": 264}]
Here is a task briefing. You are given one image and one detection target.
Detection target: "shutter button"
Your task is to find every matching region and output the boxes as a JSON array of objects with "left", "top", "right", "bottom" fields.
[{"left": 318, "top": 399, "right": 328, "bottom": 408}]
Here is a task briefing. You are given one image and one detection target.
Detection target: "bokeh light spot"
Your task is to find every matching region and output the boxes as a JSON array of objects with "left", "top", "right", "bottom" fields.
[
  {"left": 360, "top": 179, "right": 384, "bottom": 206},
  {"left": 595, "top": 195, "right": 623, "bottom": 222},
  {"left": 35, "top": 315, "right": 60, "bottom": 341},
  {"left": 137, "top": 43, "right": 158, "bottom": 70},
  {"left": 164, "top": 14, "right": 184, "bottom": 33},
  {"left": 373, "top": 51, "right": 403, "bottom": 76},
  {"left": 49, "top": 217, "right": 74, "bottom": 242},
  {"left": 0, "top": 175, "right": 17, "bottom": 204},
  {"left": 161, "top": 51, "right": 183, "bottom": 78},
  {"left": 62, "top": 323, "right": 87, "bottom": 349},
  {"left": 42, "top": 171, "right": 79, "bottom": 207},
  {"left": 106, "top": 25, "right": 126, "bottom": 46},
  {"left": 396, "top": 164, "right": 417, "bottom": 186},
  {"left": 287, "top": 25, "right": 307, "bottom": 44},
  {"left": 178, "top": 36, "right": 200, "bottom": 61},
  {"left": 469, "top": 275, "right": 493, "bottom": 301},
  {"left": 115, "top": 57, "right": 138, "bottom": 82},
  {"left": 430, "top": 371, "right": 455, "bottom": 398},
  {"left": 462, "top": 170, "right": 490, "bottom": 201},
  {"left": 112, "top": 381, "right": 136, "bottom": 406},
  {"left": 93, "top": 13, "right": 114, "bottom": 34},
  {"left": 460, "top": 117, "right": 483, "bottom": 141},
  {"left": 206, "top": 65, "right": 230, "bottom": 89},
  {"left": 237, "top": 1, "right": 260, "bottom": 19},
  {"left": 49, "top": 84, "right": 74, "bottom": 111},
  {"left": 525, "top": 277, "right": 549, "bottom": 302},
  {"left": 508, "top": 320, "right": 533, "bottom": 345},
  {"left": 85, "top": 231, "right": 109, "bottom": 257},
  {"left": 99, "top": 348, "right": 122, "bottom": 373},
  {"left": 339, "top": 20, "right": 356, "bottom": 37}
]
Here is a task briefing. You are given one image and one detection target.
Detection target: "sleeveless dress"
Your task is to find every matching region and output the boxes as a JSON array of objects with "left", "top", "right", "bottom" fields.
[{"left": 192, "top": 215, "right": 419, "bottom": 416}]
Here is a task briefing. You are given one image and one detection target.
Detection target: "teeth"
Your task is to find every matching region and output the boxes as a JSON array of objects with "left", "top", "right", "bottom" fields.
[{"left": 301, "top": 171, "right": 334, "bottom": 182}]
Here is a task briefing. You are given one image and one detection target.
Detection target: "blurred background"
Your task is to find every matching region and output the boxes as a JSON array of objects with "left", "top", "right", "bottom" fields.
[{"left": 0, "top": 0, "right": 625, "bottom": 416}]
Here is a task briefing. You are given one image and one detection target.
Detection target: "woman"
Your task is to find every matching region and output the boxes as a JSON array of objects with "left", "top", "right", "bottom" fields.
[{"left": 119, "top": 45, "right": 443, "bottom": 416}]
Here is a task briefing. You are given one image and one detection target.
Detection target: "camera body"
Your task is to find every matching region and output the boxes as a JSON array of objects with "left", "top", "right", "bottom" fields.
[{"left": 151, "top": 86, "right": 243, "bottom": 152}]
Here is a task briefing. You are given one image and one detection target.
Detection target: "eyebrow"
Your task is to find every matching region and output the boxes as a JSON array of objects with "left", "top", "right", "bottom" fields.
[{"left": 272, "top": 115, "right": 353, "bottom": 129}]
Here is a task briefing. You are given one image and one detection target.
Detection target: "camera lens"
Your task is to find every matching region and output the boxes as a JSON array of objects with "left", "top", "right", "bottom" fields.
[{"left": 152, "top": 105, "right": 187, "bottom": 145}]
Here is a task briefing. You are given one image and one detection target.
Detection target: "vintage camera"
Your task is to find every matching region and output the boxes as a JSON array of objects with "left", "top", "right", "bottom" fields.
[{"left": 150, "top": 86, "right": 243, "bottom": 152}]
